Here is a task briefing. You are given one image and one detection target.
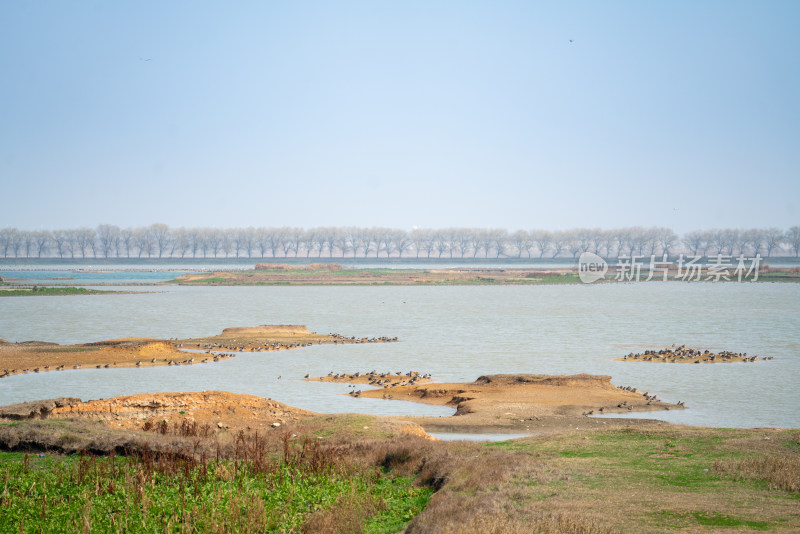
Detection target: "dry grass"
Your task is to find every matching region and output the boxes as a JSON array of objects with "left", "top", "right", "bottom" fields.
[
  {"left": 714, "top": 455, "right": 800, "bottom": 492},
  {"left": 301, "top": 491, "right": 385, "bottom": 533},
  {"left": 434, "top": 513, "right": 615, "bottom": 534},
  {"left": 3, "top": 419, "right": 800, "bottom": 532}
]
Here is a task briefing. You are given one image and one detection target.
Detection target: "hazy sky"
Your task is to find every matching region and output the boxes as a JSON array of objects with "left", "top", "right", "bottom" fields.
[{"left": 1, "top": 1, "right": 798, "bottom": 232}]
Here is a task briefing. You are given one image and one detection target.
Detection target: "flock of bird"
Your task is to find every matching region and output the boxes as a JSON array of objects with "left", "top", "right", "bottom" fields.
[
  {"left": 328, "top": 333, "right": 399, "bottom": 344},
  {"left": 1, "top": 333, "right": 401, "bottom": 379},
  {"left": 622, "top": 345, "right": 773, "bottom": 363},
  {"left": 581, "top": 385, "right": 687, "bottom": 416},
  {"left": 302, "top": 370, "right": 432, "bottom": 398}
]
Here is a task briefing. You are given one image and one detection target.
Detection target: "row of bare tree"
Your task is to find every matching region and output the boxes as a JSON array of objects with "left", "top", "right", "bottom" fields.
[{"left": 1, "top": 225, "right": 799, "bottom": 259}]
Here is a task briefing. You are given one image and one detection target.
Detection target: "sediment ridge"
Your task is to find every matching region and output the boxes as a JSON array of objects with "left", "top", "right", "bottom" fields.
[{"left": 0, "top": 325, "right": 397, "bottom": 378}]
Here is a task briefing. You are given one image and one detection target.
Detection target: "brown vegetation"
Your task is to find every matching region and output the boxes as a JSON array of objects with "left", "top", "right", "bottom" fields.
[
  {"left": 2, "top": 392, "right": 799, "bottom": 532},
  {"left": 254, "top": 262, "right": 343, "bottom": 271},
  {"left": 173, "top": 266, "right": 578, "bottom": 285}
]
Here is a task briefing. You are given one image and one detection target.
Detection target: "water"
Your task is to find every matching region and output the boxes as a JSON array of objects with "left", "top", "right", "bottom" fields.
[
  {"left": 1, "top": 281, "right": 798, "bottom": 428},
  {"left": 0, "top": 269, "right": 189, "bottom": 285},
  {"left": 429, "top": 432, "right": 533, "bottom": 441}
]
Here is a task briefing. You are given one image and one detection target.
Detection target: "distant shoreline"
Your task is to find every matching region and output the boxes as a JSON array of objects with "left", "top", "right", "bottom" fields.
[{"left": 3, "top": 255, "right": 800, "bottom": 266}]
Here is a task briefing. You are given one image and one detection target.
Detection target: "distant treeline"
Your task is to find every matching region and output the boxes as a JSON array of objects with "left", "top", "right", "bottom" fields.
[{"left": 1, "top": 225, "right": 799, "bottom": 259}]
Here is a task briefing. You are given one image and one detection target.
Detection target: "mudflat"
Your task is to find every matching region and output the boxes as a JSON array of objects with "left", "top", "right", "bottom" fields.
[
  {"left": 318, "top": 372, "right": 682, "bottom": 433},
  {"left": 0, "top": 372, "right": 678, "bottom": 436},
  {"left": 0, "top": 325, "right": 395, "bottom": 378}
]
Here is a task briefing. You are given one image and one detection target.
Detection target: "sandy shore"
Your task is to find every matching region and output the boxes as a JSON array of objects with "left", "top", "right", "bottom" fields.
[
  {"left": 0, "top": 391, "right": 314, "bottom": 433},
  {"left": 0, "top": 373, "right": 682, "bottom": 436},
  {"left": 0, "top": 325, "right": 396, "bottom": 378},
  {"left": 306, "top": 372, "right": 682, "bottom": 434}
]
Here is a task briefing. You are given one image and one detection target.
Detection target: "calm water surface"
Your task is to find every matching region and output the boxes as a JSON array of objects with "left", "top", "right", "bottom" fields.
[{"left": 1, "top": 283, "right": 798, "bottom": 428}]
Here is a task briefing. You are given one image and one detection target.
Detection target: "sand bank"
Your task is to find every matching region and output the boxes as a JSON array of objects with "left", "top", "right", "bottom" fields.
[
  {"left": 307, "top": 372, "right": 683, "bottom": 434},
  {"left": 616, "top": 345, "right": 774, "bottom": 363},
  {"left": 0, "top": 325, "right": 396, "bottom": 378}
]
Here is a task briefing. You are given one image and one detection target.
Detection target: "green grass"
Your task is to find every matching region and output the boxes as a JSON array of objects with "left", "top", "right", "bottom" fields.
[
  {"left": 753, "top": 272, "right": 800, "bottom": 282},
  {"left": 0, "top": 287, "right": 115, "bottom": 297},
  {"left": 653, "top": 510, "right": 772, "bottom": 530},
  {"left": 0, "top": 450, "right": 431, "bottom": 533},
  {"left": 175, "top": 277, "right": 229, "bottom": 284}
]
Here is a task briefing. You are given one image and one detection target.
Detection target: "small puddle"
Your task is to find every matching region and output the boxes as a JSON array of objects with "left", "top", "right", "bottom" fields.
[{"left": 428, "top": 432, "right": 531, "bottom": 442}]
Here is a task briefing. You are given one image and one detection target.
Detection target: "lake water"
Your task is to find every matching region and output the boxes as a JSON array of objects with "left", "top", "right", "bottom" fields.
[{"left": 1, "top": 281, "right": 798, "bottom": 428}]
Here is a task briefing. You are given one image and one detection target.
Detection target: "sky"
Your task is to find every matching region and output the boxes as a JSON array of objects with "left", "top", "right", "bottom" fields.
[{"left": 1, "top": 1, "right": 798, "bottom": 233}]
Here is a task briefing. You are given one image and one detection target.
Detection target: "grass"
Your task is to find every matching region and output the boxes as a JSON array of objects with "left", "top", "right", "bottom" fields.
[
  {"left": 474, "top": 427, "right": 800, "bottom": 532},
  {"left": 2, "top": 420, "right": 799, "bottom": 532},
  {"left": 0, "top": 287, "right": 115, "bottom": 297},
  {"left": 754, "top": 272, "right": 800, "bottom": 282},
  {"left": 0, "top": 432, "right": 431, "bottom": 534},
  {"left": 171, "top": 268, "right": 586, "bottom": 286}
]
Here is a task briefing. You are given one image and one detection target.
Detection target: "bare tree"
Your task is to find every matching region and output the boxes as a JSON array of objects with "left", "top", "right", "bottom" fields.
[
  {"left": 73, "top": 228, "right": 95, "bottom": 259},
  {"left": 566, "top": 236, "right": 583, "bottom": 258},
  {"left": 682, "top": 230, "right": 705, "bottom": 257},
  {"left": 640, "top": 228, "right": 658, "bottom": 256},
  {"left": 451, "top": 229, "right": 469, "bottom": 258},
  {"left": 32, "top": 231, "right": 51, "bottom": 258},
  {"left": 786, "top": 226, "right": 800, "bottom": 257},
  {"left": 7, "top": 224, "right": 800, "bottom": 260},
  {"left": 356, "top": 227, "right": 378, "bottom": 258},
  {"left": 510, "top": 230, "right": 532, "bottom": 258},
  {"left": 202, "top": 228, "right": 222, "bottom": 258},
  {"left": 133, "top": 227, "right": 152, "bottom": 258},
  {"left": 20, "top": 231, "right": 35, "bottom": 258},
  {"left": 393, "top": 229, "right": 413, "bottom": 258},
  {"left": 587, "top": 229, "right": 604, "bottom": 255},
  {"left": 657, "top": 228, "right": 677, "bottom": 257},
  {"left": 488, "top": 229, "right": 509, "bottom": 258},
  {"left": 315, "top": 227, "right": 335, "bottom": 258},
  {"left": 550, "top": 230, "right": 569, "bottom": 258},
  {"left": 254, "top": 228, "right": 270, "bottom": 258},
  {"left": 170, "top": 228, "right": 190, "bottom": 258},
  {"left": 332, "top": 228, "right": 353, "bottom": 258},
  {"left": 96, "top": 225, "right": 120, "bottom": 258},
  {"left": 762, "top": 227, "right": 784, "bottom": 257},
  {"left": 0, "top": 228, "right": 18, "bottom": 257},
  {"left": 410, "top": 228, "right": 431, "bottom": 259},
  {"left": 119, "top": 228, "right": 135, "bottom": 258},
  {"left": 227, "top": 228, "right": 245, "bottom": 258},
  {"left": 740, "top": 229, "right": 763, "bottom": 256},
  {"left": 530, "top": 230, "right": 552, "bottom": 258},
  {"left": 51, "top": 230, "right": 70, "bottom": 259},
  {"left": 600, "top": 230, "right": 616, "bottom": 257},
  {"left": 722, "top": 229, "right": 739, "bottom": 255},
  {"left": 148, "top": 224, "right": 172, "bottom": 258},
  {"left": 433, "top": 231, "right": 450, "bottom": 258},
  {"left": 474, "top": 230, "right": 492, "bottom": 258}
]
